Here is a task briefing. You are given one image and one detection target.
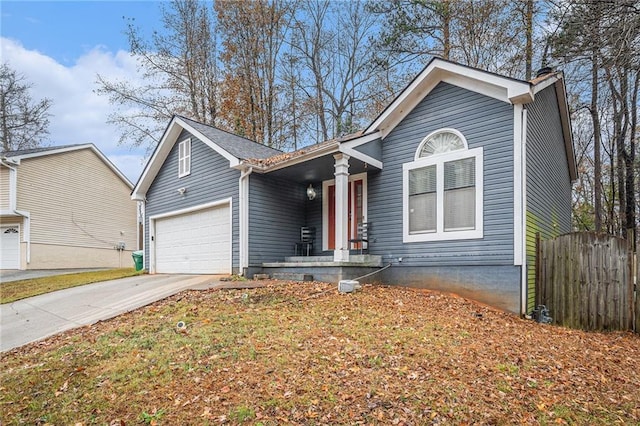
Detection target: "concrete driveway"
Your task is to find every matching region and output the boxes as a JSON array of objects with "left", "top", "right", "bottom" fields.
[{"left": 1, "top": 274, "right": 223, "bottom": 352}]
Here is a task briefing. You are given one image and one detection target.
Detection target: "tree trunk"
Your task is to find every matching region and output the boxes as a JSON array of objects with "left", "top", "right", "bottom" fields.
[{"left": 524, "top": 0, "right": 533, "bottom": 80}]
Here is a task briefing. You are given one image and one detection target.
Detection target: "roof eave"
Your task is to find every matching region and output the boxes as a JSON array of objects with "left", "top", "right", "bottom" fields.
[
  {"left": 131, "top": 116, "right": 241, "bottom": 200},
  {"left": 365, "top": 58, "right": 533, "bottom": 139},
  {"left": 6, "top": 143, "right": 133, "bottom": 189},
  {"left": 554, "top": 77, "right": 577, "bottom": 182}
]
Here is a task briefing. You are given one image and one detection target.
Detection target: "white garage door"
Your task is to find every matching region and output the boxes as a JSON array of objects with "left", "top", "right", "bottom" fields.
[
  {"left": 1, "top": 225, "right": 20, "bottom": 269},
  {"left": 155, "top": 205, "right": 231, "bottom": 274}
]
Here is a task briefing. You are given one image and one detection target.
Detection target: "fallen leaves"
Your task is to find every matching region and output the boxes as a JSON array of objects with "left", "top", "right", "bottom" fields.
[{"left": 1, "top": 281, "right": 639, "bottom": 425}]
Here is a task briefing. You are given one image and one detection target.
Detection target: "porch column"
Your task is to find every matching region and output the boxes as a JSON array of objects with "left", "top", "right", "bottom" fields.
[{"left": 333, "top": 153, "right": 350, "bottom": 262}]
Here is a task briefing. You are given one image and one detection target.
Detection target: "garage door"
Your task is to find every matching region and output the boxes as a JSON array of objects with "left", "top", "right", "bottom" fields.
[
  {"left": 1, "top": 225, "right": 20, "bottom": 269},
  {"left": 155, "top": 205, "right": 231, "bottom": 274}
]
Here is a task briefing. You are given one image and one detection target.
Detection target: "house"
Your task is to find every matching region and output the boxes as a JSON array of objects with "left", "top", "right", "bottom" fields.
[
  {"left": 0, "top": 144, "right": 138, "bottom": 270},
  {"left": 132, "top": 58, "right": 576, "bottom": 315}
]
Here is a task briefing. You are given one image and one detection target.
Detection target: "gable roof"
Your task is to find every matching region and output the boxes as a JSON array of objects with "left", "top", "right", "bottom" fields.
[
  {"left": 178, "top": 116, "right": 282, "bottom": 160},
  {"left": 1, "top": 143, "right": 133, "bottom": 188},
  {"left": 363, "top": 57, "right": 575, "bottom": 181},
  {"left": 132, "top": 115, "right": 282, "bottom": 200},
  {"left": 365, "top": 57, "right": 535, "bottom": 138},
  {"left": 133, "top": 58, "right": 576, "bottom": 197}
]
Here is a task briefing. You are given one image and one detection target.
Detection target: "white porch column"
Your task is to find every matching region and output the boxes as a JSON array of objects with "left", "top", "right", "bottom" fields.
[{"left": 333, "top": 153, "right": 350, "bottom": 262}]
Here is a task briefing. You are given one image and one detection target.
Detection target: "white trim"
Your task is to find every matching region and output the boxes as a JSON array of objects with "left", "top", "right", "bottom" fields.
[
  {"left": 402, "top": 147, "right": 484, "bottom": 243},
  {"left": 15, "top": 210, "right": 31, "bottom": 265},
  {"left": 365, "top": 58, "right": 533, "bottom": 138},
  {"left": 148, "top": 198, "right": 233, "bottom": 274},
  {"left": 175, "top": 117, "right": 240, "bottom": 167},
  {"left": 441, "top": 74, "right": 512, "bottom": 104},
  {"left": 178, "top": 138, "right": 191, "bottom": 178},
  {"left": 532, "top": 75, "right": 559, "bottom": 94},
  {"left": 414, "top": 128, "right": 468, "bottom": 160},
  {"left": 239, "top": 167, "right": 252, "bottom": 273},
  {"left": 322, "top": 172, "right": 368, "bottom": 252},
  {"left": 339, "top": 146, "right": 383, "bottom": 170},
  {"left": 339, "top": 131, "right": 382, "bottom": 149},
  {"left": 333, "top": 153, "right": 351, "bottom": 262},
  {"left": 520, "top": 108, "right": 529, "bottom": 315},
  {"left": 132, "top": 116, "right": 241, "bottom": 200},
  {"left": 513, "top": 105, "right": 524, "bottom": 266},
  {"left": 258, "top": 141, "right": 340, "bottom": 173}
]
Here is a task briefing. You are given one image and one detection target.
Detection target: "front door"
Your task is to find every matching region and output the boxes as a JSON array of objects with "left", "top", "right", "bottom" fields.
[{"left": 325, "top": 174, "right": 366, "bottom": 250}]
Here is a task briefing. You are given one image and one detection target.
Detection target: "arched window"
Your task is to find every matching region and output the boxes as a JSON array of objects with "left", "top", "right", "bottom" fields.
[
  {"left": 415, "top": 128, "right": 467, "bottom": 159},
  {"left": 403, "top": 128, "right": 483, "bottom": 242}
]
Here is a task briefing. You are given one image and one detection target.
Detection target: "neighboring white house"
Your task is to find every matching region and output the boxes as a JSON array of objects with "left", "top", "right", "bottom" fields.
[{"left": 0, "top": 144, "right": 138, "bottom": 270}]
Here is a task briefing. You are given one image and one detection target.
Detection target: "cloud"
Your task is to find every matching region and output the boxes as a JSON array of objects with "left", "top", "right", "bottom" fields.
[{"left": 1, "top": 37, "right": 147, "bottom": 182}]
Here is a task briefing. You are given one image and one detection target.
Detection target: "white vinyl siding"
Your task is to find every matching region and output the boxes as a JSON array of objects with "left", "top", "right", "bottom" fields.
[
  {"left": 0, "top": 167, "right": 10, "bottom": 209},
  {"left": 178, "top": 139, "right": 191, "bottom": 177},
  {"left": 15, "top": 149, "right": 137, "bottom": 250},
  {"left": 403, "top": 147, "right": 483, "bottom": 242}
]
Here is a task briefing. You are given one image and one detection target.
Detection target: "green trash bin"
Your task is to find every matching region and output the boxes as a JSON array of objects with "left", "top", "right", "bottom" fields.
[{"left": 132, "top": 250, "right": 144, "bottom": 271}]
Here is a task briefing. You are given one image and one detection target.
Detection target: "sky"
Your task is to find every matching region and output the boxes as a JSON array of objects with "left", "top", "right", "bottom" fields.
[{"left": 1, "top": 0, "right": 168, "bottom": 183}]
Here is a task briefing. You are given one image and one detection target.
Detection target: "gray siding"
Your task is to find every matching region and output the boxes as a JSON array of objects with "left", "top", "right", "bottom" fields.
[
  {"left": 353, "top": 139, "right": 382, "bottom": 162},
  {"left": 248, "top": 174, "right": 307, "bottom": 264},
  {"left": 368, "top": 82, "right": 515, "bottom": 266},
  {"left": 525, "top": 85, "right": 573, "bottom": 310},
  {"left": 526, "top": 85, "right": 572, "bottom": 235},
  {"left": 305, "top": 185, "right": 324, "bottom": 254},
  {"left": 145, "top": 130, "right": 240, "bottom": 270}
]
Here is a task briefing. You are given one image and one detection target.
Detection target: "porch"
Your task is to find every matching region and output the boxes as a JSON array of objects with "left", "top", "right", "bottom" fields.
[{"left": 256, "top": 254, "right": 384, "bottom": 283}]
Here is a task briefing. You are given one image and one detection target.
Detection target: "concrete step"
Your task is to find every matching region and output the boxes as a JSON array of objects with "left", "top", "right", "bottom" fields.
[
  {"left": 284, "top": 256, "right": 333, "bottom": 262},
  {"left": 272, "top": 272, "right": 313, "bottom": 282}
]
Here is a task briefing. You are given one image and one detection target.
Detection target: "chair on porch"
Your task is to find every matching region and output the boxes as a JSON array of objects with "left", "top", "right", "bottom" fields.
[
  {"left": 295, "top": 226, "right": 315, "bottom": 256},
  {"left": 349, "top": 222, "right": 370, "bottom": 254}
]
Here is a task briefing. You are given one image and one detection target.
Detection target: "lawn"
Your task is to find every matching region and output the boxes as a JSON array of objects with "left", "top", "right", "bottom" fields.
[
  {"left": 0, "top": 268, "right": 143, "bottom": 303},
  {"left": 1, "top": 281, "right": 638, "bottom": 425}
]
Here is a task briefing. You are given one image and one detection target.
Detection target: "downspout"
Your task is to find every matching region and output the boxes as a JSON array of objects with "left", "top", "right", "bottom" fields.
[
  {"left": 239, "top": 166, "right": 253, "bottom": 276},
  {"left": 520, "top": 108, "right": 529, "bottom": 316}
]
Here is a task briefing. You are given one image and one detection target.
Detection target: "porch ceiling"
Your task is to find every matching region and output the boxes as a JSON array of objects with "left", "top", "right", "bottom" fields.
[{"left": 266, "top": 153, "right": 377, "bottom": 184}]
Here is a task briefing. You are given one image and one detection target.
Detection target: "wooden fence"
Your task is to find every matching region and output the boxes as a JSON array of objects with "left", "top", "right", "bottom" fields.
[{"left": 536, "top": 232, "right": 636, "bottom": 332}]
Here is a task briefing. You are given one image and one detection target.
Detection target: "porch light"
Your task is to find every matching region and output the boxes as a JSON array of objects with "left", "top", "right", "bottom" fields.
[{"left": 306, "top": 184, "right": 317, "bottom": 200}]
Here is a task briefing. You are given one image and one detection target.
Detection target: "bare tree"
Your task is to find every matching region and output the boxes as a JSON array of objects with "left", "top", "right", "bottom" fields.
[
  {"left": 550, "top": 0, "right": 639, "bottom": 244},
  {"left": 96, "top": 0, "right": 220, "bottom": 151},
  {"left": 288, "top": 0, "right": 389, "bottom": 142},
  {"left": 0, "top": 63, "right": 52, "bottom": 152},
  {"left": 215, "top": 0, "right": 292, "bottom": 149}
]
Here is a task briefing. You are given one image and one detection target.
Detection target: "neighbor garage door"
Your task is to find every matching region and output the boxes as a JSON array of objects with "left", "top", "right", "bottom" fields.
[
  {"left": 154, "top": 204, "right": 231, "bottom": 274},
  {"left": 1, "top": 225, "right": 20, "bottom": 269}
]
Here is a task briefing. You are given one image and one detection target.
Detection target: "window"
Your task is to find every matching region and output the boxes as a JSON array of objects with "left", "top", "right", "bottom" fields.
[
  {"left": 403, "top": 129, "right": 483, "bottom": 242},
  {"left": 178, "top": 139, "right": 191, "bottom": 177}
]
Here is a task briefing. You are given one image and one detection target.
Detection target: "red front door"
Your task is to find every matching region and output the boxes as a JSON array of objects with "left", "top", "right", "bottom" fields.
[{"left": 327, "top": 179, "right": 363, "bottom": 250}]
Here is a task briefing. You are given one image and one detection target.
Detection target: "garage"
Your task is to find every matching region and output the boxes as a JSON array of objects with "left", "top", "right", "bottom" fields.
[
  {"left": 1, "top": 225, "right": 20, "bottom": 269},
  {"left": 154, "top": 204, "right": 231, "bottom": 274}
]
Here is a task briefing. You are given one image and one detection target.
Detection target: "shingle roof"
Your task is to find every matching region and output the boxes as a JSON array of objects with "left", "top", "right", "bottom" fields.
[
  {"left": 178, "top": 116, "right": 282, "bottom": 160},
  {"left": 242, "top": 130, "right": 364, "bottom": 168},
  {"left": 1, "top": 144, "right": 84, "bottom": 158}
]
